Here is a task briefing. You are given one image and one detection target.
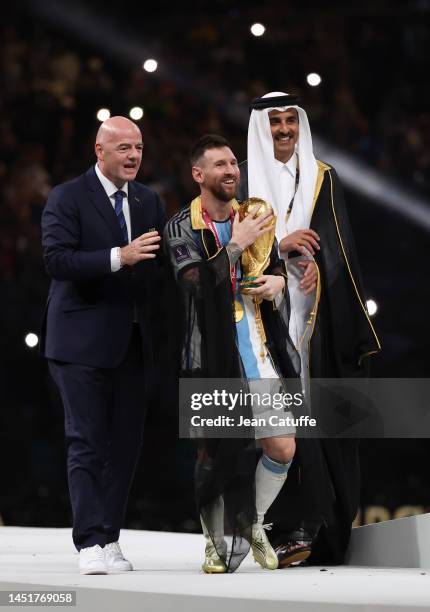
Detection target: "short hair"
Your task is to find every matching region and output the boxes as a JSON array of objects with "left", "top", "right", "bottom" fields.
[{"left": 190, "top": 134, "right": 231, "bottom": 165}]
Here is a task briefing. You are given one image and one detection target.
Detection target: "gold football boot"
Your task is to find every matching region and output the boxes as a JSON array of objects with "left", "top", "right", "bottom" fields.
[
  {"left": 202, "top": 538, "right": 227, "bottom": 574},
  {"left": 251, "top": 523, "right": 279, "bottom": 570}
]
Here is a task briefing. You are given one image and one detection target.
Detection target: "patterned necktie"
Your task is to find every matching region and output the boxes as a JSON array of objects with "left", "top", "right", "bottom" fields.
[{"left": 113, "top": 190, "right": 128, "bottom": 243}]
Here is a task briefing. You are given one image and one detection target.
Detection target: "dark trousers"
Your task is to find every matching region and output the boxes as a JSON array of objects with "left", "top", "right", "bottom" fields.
[{"left": 48, "top": 327, "right": 146, "bottom": 550}]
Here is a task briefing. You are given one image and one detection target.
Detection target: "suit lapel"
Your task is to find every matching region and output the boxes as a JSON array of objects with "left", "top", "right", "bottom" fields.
[
  {"left": 84, "top": 167, "right": 127, "bottom": 245},
  {"left": 128, "top": 181, "right": 147, "bottom": 240}
]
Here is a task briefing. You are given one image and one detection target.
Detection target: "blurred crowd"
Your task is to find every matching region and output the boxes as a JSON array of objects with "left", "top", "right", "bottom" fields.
[
  {"left": 1, "top": 8, "right": 429, "bottom": 285},
  {"left": 1, "top": 2, "right": 429, "bottom": 529}
]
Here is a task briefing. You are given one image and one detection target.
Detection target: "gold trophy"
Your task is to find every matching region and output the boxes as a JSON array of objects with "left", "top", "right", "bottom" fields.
[
  {"left": 239, "top": 198, "right": 276, "bottom": 293},
  {"left": 235, "top": 198, "right": 276, "bottom": 357}
]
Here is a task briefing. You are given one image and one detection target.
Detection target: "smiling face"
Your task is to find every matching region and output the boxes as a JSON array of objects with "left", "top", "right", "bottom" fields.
[
  {"left": 95, "top": 117, "right": 143, "bottom": 188},
  {"left": 192, "top": 146, "right": 239, "bottom": 202},
  {"left": 268, "top": 108, "right": 299, "bottom": 163}
]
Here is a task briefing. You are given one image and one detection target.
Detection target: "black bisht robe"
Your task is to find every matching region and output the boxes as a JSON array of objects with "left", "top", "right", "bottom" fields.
[
  {"left": 237, "top": 160, "right": 381, "bottom": 564},
  {"left": 165, "top": 201, "right": 301, "bottom": 572}
]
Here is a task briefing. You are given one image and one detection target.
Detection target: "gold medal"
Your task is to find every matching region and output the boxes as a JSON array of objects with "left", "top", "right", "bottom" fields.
[{"left": 234, "top": 300, "right": 244, "bottom": 323}]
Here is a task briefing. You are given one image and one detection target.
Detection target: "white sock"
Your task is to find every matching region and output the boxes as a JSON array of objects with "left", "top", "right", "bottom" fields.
[{"left": 255, "top": 454, "right": 292, "bottom": 525}]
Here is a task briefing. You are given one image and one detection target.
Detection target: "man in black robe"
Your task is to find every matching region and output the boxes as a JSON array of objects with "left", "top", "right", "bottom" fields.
[
  {"left": 237, "top": 92, "right": 381, "bottom": 566},
  {"left": 164, "top": 134, "right": 302, "bottom": 573}
]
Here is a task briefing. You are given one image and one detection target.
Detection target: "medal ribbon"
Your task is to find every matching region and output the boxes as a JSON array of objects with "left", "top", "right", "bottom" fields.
[{"left": 201, "top": 207, "right": 238, "bottom": 296}]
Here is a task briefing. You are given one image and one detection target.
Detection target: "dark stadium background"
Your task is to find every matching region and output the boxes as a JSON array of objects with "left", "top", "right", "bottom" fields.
[{"left": 1, "top": 0, "right": 429, "bottom": 531}]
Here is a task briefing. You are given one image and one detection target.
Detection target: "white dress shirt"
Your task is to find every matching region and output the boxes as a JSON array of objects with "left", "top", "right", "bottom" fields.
[
  {"left": 94, "top": 163, "right": 131, "bottom": 272},
  {"left": 273, "top": 153, "right": 297, "bottom": 238}
]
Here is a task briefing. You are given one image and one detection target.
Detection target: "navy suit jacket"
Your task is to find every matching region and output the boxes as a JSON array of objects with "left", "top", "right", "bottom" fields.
[{"left": 41, "top": 166, "right": 166, "bottom": 369}]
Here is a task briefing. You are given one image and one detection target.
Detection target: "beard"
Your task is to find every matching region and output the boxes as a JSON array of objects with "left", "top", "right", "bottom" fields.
[{"left": 208, "top": 182, "right": 236, "bottom": 202}]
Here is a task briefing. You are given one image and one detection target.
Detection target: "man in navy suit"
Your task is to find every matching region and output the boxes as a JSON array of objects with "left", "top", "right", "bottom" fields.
[{"left": 41, "top": 116, "right": 165, "bottom": 574}]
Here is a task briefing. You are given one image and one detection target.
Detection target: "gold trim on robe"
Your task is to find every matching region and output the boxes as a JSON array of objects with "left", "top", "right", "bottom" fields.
[
  {"left": 312, "top": 160, "right": 332, "bottom": 215},
  {"left": 190, "top": 195, "right": 239, "bottom": 231},
  {"left": 327, "top": 171, "right": 382, "bottom": 362},
  {"left": 304, "top": 162, "right": 380, "bottom": 367},
  {"left": 298, "top": 160, "right": 329, "bottom": 352}
]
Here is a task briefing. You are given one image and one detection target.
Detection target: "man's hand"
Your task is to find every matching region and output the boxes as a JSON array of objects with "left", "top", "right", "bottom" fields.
[
  {"left": 298, "top": 260, "right": 318, "bottom": 295},
  {"left": 279, "top": 229, "right": 320, "bottom": 256},
  {"left": 247, "top": 275, "right": 285, "bottom": 301},
  {"left": 231, "top": 206, "right": 274, "bottom": 252},
  {"left": 120, "top": 231, "right": 161, "bottom": 266}
]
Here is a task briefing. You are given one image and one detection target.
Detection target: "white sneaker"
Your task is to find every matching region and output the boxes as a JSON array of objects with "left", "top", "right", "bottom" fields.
[
  {"left": 104, "top": 541, "right": 133, "bottom": 571},
  {"left": 79, "top": 544, "right": 107, "bottom": 575}
]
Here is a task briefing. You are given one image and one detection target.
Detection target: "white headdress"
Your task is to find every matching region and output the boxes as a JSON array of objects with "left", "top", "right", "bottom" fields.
[{"left": 247, "top": 91, "right": 318, "bottom": 240}]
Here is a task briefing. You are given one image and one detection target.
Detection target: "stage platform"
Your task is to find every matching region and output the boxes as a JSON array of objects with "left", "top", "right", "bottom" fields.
[
  {"left": 346, "top": 512, "right": 430, "bottom": 568},
  {"left": 0, "top": 526, "right": 429, "bottom": 612}
]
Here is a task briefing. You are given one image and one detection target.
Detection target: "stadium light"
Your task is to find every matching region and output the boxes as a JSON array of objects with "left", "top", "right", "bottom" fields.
[
  {"left": 143, "top": 59, "right": 158, "bottom": 73},
  {"left": 307, "top": 73, "right": 322, "bottom": 87},
  {"left": 96, "top": 108, "right": 111, "bottom": 122},
  {"left": 366, "top": 299, "right": 378, "bottom": 316},
  {"left": 129, "top": 107, "right": 144, "bottom": 121},
  {"left": 25, "top": 333, "right": 39, "bottom": 348},
  {"left": 250, "top": 23, "right": 265, "bottom": 37}
]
